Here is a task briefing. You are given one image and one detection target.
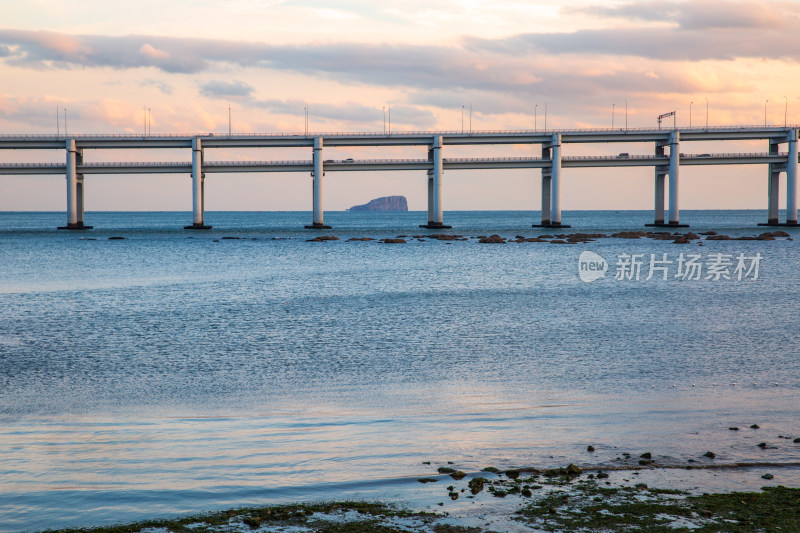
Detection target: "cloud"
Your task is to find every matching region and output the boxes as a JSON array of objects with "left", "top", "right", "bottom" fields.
[
  {"left": 239, "top": 97, "right": 436, "bottom": 128},
  {"left": 0, "top": 29, "right": 734, "bottom": 102},
  {"left": 199, "top": 80, "right": 255, "bottom": 99},
  {"left": 140, "top": 79, "right": 174, "bottom": 95},
  {"left": 466, "top": 25, "right": 800, "bottom": 62},
  {"left": 573, "top": 1, "right": 791, "bottom": 30},
  {"left": 139, "top": 43, "right": 170, "bottom": 60},
  {"left": 0, "top": 94, "right": 68, "bottom": 129}
]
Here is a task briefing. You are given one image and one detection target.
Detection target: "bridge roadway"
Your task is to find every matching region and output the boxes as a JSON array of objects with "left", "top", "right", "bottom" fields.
[{"left": 0, "top": 126, "right": 797, "bottom": 229}]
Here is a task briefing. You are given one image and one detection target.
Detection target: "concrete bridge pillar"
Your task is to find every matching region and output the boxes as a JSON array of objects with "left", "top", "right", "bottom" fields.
[
  {"left": 787, "top": 129, "right": 798, "bottom": 225},
  {"left": 540, "top": 173, "right": 552, "bottom": 226},
  {"left": 760, "top": 139, "right": 783, "bottom": 226},
  {"left": 645, "top": 141, "right": 668, "bottom": 227},
  {"left": 58, "top": 139, "right": 91, "bottom": 229},
  {"left": 185, "top": 137, "right": 211, "bottom": 229},
  {"left": 534, "top": 134, "right": 569, "bottom": 228},
  {"left": 539, "top": 144, "right": 552, "bottom": 226},
  {"left": 667, "top": 131, "right": 686, "bottom": 226},
  {"left": 75, "top": 148, "right": 88, "bottom": 227},
  {"left": 427, "top": 170, "right": 434, "bottom": 223},
  {"left": 768, "top": 166, "right": 781, "bottom": 225},
  {"left": 654, "top": 172, "right": 666, "bottom": 224},
  {"left": 420, "top": 135, "right": 451, "bottom": 228},
  {"left": 306, "top": 137, "right": 331, "bottom": 229},
  {"left": 550, "top": 133, "right": 563, "bottom": 226}
]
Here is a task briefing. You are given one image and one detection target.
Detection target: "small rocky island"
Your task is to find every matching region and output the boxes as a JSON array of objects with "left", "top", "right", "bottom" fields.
[{"left": 348, "top": 196, "right": 408, "bottom": 212}]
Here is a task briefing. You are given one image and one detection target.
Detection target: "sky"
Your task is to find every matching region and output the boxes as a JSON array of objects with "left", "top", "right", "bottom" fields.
[{"left": 1, "top": 0, "right": 799, "bottom": 212}]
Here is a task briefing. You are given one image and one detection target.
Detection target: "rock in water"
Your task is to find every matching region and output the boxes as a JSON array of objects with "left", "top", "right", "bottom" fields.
[{"left": 348, "top": 196, "right": 408, "bottom": 212}]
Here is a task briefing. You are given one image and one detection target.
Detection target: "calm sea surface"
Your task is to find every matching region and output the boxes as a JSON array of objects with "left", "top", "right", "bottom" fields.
[{"left": 1, "top": 210, "right": 799, "bottom": 532}]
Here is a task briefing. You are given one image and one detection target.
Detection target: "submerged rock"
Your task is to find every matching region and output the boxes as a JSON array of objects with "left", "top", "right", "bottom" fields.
[
  {"left": 612, "top": 231, "right": 646, "bottom": 239},
  {"left": 468, "top": 477, "right": 486, "bottom": 494}
]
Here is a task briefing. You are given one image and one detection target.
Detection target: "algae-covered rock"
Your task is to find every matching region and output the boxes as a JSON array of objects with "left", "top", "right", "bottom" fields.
[{"left": 468, "top": 477, "right": 486, "bottom": 494}]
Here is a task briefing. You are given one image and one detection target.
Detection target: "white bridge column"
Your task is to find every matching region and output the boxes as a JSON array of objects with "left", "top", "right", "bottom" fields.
[
  {"left": 767, "top": 165, "right": 780, "bottom": 225},
  {"left": 537, "top": 143, "right": 552, "bottom": 226},
  {"left": 427, "top": 170, "right": 434, "bottom": 224},
  {"left": 58, "top": 139, "right": 91, "bottom": 229},
  {"left": 420, "top": 135, "right": 451, "bottom": 228},
  {"left": 550, "top": 133, "right": 562, "bottom": 226},
  {"left": 185, "top": 137, "right": 211, "bottom": 229},
  {"left": 541, "top": 173, "right": 552, "bottom": 225},
  {"left": 761, "top": 139, "right": 782, "bottom": 226},
  {"left": 645, "top": 141, "right": 667, "bottom": 227},
  {"left": 306, "top": 137, "right": 331, "bottom": 229},
  {"left": 654, "top": 172, "right": 666, "bottom": 224},
  {"left": 787, "top": 129, "right": 798, "bottom": 225},
  {"left": 668, "top": 131, "right": 685, "bottom": 226}
]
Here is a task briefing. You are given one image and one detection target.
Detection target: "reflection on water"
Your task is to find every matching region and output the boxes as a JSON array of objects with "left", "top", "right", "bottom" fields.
[{"left": 0, "top": 211, "right": 798, "bottom": 531}]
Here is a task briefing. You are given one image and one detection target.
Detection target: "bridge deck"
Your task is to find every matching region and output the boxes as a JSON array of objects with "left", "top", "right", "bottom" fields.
[
  {"left": 0, "top": 153, "right": 791, "bottom": 175},
  {"left": 0, "top": 125, "right": 797, "bottom": 150}
]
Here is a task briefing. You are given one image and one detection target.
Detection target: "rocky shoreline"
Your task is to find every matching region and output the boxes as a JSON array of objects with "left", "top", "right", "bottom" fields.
[
  {"left": 304, "top": 230, "right": 792, "bottom": 244},
  {"left": 44, "top": 463, "right": 800, "bottom": 532},
  {"left": 44, "top": 426, "right": 800, "bottom": 533}
]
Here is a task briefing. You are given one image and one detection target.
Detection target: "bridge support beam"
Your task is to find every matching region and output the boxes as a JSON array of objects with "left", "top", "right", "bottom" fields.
[
  {"left": 759, "top": 138, "right": 789, "bottom": 226},
  {"left": 533, "top": 134, "right": 569, "bottom": 228},
  {"left": 787, "top": 129, "right": 798, "bottom": 225},
  {"left": 540, "top": 173, "right": 552, "bottom": 225},
  {"left": 185, "top": 137, "right": 211, "bottom": 229},
  {"left": 420, "top": 135, "right": 451, "bottom": 228},
  {"left": 667, "top": 131, "right": 688, "bottom": 227},
  {"left": 645, "top": 141, "right": 669, "bottom": 227},
  {"left": 427, "top": 171, "right": 434, "bottom": 222},
  {"left": 761, "top": 165, "right": 781, "bottom": 225},
  {"left": 306, "top": 137, "right": 331, "bottom": 229},
  {"left": 58, "top": 139, "right": 91, "bottom": 230}
]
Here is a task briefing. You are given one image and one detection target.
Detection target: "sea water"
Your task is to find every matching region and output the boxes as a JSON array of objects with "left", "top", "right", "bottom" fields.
[{"left": 1, "top": 210, "right": 799, "bottom": 531}]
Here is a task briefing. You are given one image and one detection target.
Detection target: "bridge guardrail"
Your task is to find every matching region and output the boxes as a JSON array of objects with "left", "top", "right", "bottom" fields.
[{"left": 0, "top": 125, "right": 798, "bottom": 140}]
